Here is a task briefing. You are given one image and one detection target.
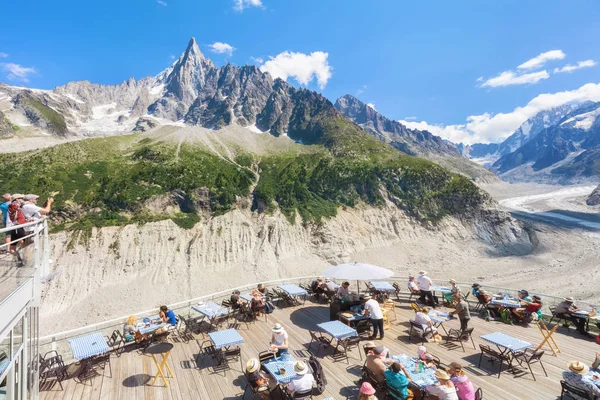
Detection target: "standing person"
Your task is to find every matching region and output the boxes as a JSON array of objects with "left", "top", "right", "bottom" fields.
[
  {"left": 448, "top": 362, "right": 476, "bottom": 400},
  {"left": 1, "top": 193, "right": 12, "bottom": 252},
  {"left": 22, "top": 194, "right": 53, "bottom": 231},
  {"left": 7, "top": 194, "right": 26, "bottom": 266},
  {"left": 363, "top": 295, "right": 384, "bottom": 339},
  {"left": 416, "top": 270, "right": 436, "bottom": 307},
  {"left": 270, "top": 323, "right": 289, "bottom": 356},
  {"left": 449, "top": 292, "right": 471, "bottom": 331},
  {"left": 555, "top": 297, "right": 588, "bottom": 335},
  {"left": 337, "top": 281, "right": 350, "bottom": 300}
]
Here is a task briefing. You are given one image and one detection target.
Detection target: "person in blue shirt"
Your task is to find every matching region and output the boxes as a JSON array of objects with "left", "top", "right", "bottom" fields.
[
  {"left": 159, "top": 305, "right": 177, "bottom": 326},
  {"left": 1, "top": 193, "right": 12, "bottom": 251},
  {"left": 385, "top": 362, "right": 413, "bottom": 400}
]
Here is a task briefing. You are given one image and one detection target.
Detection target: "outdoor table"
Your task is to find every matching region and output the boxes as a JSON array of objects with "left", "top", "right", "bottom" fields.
[
  {"left": 317, "top": 320, "right": 357, "bottom": 353},
  {"left": 370, "top": 281, "right": 396, "bottom": 292},
  {"left": 262, "top": 353, "right": 309, "bottom": 384},
  {"left": 68, "top": 332, "right": 110, "bottom": 378},
  {"left": 146, "top": 342, "right": 174, "bottom": 387},
  {"left": 192, "top": 301, "right": 229, "bottom": 330},
  {"left": 137, "top": 316, "right": 167, "bottom": 335},
  {"left": 481, "top": 332, "right": 532, "bottom": 371},
  {"left": 428, "top": 310, "right": 451, "bottom": 334},
  {"left": 391, "top": 354, "right": 438, "bottom": 388},
  {"left": 339, "top": 311, "right": 369, "bottom": 327},
  {"left": 490, "top": 297, "right": 521, "bottom": 308},
  {"left": 429, "top": 285, "right": 451, "bottom": 294},
  {"left": 208, "top": 328, "right": 244, "bottom": 350},
  {"left": 240, "top": 292, "right": 263, "bottom": 302},
  {"left": 572, "top": 309, "right": 597, "bottom": 331},
  {"left": 278, "top": 284, "right": 308, "bottom": 305},
  {"left": 583, "top": 369, "right": 600, "bottom": 388}
]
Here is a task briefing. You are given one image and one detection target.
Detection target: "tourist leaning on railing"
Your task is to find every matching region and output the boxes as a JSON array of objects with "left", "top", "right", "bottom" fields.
[{"left": 1, "top": 193, "right": 11, "bottom": 251}]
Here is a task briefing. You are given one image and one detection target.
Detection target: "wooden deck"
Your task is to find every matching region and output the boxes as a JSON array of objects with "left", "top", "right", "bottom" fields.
[{"left": 39, "top": 296, "right": 599, "bottom": 400}]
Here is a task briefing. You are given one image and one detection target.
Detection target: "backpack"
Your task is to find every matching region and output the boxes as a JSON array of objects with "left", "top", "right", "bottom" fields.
[
  {"left": 308, "top": 355, "right": 327, "bottom": 395},
  {"left": 264, "top": 301, "right": 275, "bottom": 314},
  {"left": 500, "top": 309, "right": 513, "bottom": 324},
  {"left": 8, "top": 202, "right": 27, "bottom": 225}
]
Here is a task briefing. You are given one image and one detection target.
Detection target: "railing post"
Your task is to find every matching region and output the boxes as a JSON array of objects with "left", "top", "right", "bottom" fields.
[{"left": 42, "top": 221, "right": 50, "bottom": 278}]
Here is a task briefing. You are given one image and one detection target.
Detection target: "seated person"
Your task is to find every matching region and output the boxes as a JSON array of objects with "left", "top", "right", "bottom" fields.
[
  {"left": 425, "top": 370, "right": 459, "bottom": 400},
  {"left": 251, "top": 290, "right": 265, "bottom": 316},
  {"left": 445, "top": 279, "right": 460, "bottom": 305},
  {"left": 123, "top": 315, "right": 138, "bottom": 342},
  {"left": 159, "top": 305, "right": 177, "bottom": 327},
  {"left": 408, "top": 276, "right": 420, "bottom": 294},
  {"left": 324, "top": 278, "right": 337, "bottom": 297},
  {"left": 245, "top": 358, "right": 270, "bottom": 398},
  {"left": 337, "top": 281, "right": 350, "bottom": 300},
  {"left": 257, "top": 283, "right": 269, "bottom": 299},
  {"left": 513, "top": 295, "right": 542, "bottom": 322},
  {"left": 414, "top": 307, "right": 439, "bottom": 341},
  {"left": 270, "top": 323, "right": 289, "bottom": 356},
  {"left": 311, "top": 278, "right": 325, "bottom": 296},
  {"left": 231, "top": 290, "right": 243, "bottom": 310},
  {"left": 385, "top": 362, "right": 413, "bottom": 400},
  {"left": 286, "top": 361, "right": 315, "bottom": 395},
  {"left": 562, "top": 361, "right": 600, "bottom": 399},
  {"left": 594, "top": 352, "right": 600, "bottom": 370},
  {"left": 517, "top": 289, "right": 533, "bottom": 302},
  {"left": 417, "top": 345, "right": 437, "bottom": 368},
  {"left": 471, "top": 283, "right": 481, "bottom": 297},
  {"left": 555, "top": 297, "right": 588, "bottom": 335},
  {"left": 366, "top": 346, "right": 392, "bottom": 383},
  {"left": 448, "top": 362, "right": 476, "bottom": 400}
]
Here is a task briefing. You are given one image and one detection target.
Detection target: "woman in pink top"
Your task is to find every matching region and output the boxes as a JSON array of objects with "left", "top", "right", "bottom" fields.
[{"left": 448, "top": 362, "right": 476, "bottom": 400}]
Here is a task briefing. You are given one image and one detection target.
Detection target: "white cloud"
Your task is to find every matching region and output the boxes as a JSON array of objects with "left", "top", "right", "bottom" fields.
[
  {"left": 554, "top": 60, "right": 597, "bottom": 74},
  {"left": 517, "top": 50, "right": 565, "bottom": 70},
  {"left": 233, "top": 0, "right": 262, "bottom": 11},
  {"left": 260, "top": 51, "right": 332, "bottom": 89},
  {"left": 250, "top": 56, "right": 264, "bottom": 64},
  {"left": 366, "top": 103, "right": 376, "bottom": 111},
  {"left": 356, "top": 84, "right": 367, "bottom": 95},
  {"left": 399, "top": 82, "right": 600, "bottom": 144},
  {"left": 481, "top": 70, "right": 550, "bottom": 88},
  {"left": 404, "top": 116, "right": 417, "bottom": 121},
  {"left": 1, "top": 63, "right": 36, "bottom": 83},
  {"left": 169, "top": 54, "right": 176, "bottom": 60},
  {"left": 208, "top": 42, "right": 235, "bottom": 57},
  {"left": 476, "top": 76, "right": 483, "bottom": 82},
  {"left": 0, "top": 53, "right": 8, "bottom": 58},
  {"left": 156, "top": 0, "right": 167, "bottom": 5}
]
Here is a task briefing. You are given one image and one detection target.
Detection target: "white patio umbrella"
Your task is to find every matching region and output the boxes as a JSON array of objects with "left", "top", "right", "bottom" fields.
[{"left": 322, "top": 262, "right": 394, "bottom": 294}]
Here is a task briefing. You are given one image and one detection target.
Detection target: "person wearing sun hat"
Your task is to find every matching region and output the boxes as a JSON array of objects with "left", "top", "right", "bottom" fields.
[
  {"left": 562, "top": 361, "right": 600, "bottom": 399},
  {"left": 416, "top": 270, "right": 437, "bottom": 307},
  {"left": 425, "top": 369, "right": 459, "bottom": 400},
  {"left": 269, "top": 323, "right": 289, "bottom": 356},
  {"left": 245, "top": 358, "right": 270, "bottom": 397},
  {"left": 556, "top": 296, "right": 589, "bottom": 335},
  {"left": 358, "top": 381, "right": 378, "bottom": 400},
  {"left": 285, "top": 360, "right": 315, "bottom": 395}
]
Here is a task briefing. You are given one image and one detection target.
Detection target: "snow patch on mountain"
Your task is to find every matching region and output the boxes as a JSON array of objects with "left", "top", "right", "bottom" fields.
[{"left": 561, "top": 107, "right": 600, "bottom": 130}]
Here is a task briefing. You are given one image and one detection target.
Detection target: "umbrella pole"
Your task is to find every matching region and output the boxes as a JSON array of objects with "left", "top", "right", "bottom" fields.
[{"left": 357, "top": 280, "right": 360, "bottom": 295}]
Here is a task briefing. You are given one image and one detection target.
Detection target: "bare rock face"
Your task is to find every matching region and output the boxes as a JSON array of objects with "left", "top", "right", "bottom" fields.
[
  {"left": 587, "top": 185, "right": 600, "bottom": 206},
  {"left": 0, "top": 110, "right": 15, "bottom": 137},
  {"left": 13, "top": 93, "right": 69, "bottom": 137},
  {"left": 133, "top": 117, "right": 158, "bottom": 132}
]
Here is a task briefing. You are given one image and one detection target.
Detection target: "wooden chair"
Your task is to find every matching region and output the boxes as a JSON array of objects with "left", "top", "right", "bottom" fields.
[
  {"left": 382, "top": 300, "right": 398, "bottom": 322},
  {"left": 382, "top": 310, "right": 391, "bottom": 330},
  {"left": 411, "top": 303, "right": 422, "bottom": 313},
  {"left": 445, "top": 327, "right": 476, "bottom": 352},
  {"left": 512, "top": 349, "right": 547, "bottom": 381},
  {"left": 478, "top": 344, "right": 510, "bottom": 378}
]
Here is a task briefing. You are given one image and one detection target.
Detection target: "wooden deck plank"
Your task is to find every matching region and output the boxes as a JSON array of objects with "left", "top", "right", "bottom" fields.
[{"left": 40, "top": 295, "right": 600, "bottom": 400}]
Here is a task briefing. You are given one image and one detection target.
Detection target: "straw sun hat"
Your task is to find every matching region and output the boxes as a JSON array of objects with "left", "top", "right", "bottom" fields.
[
  {"left": 272, "top": 323, "right": 284, "bottom": 333},
  {"left": 568, "top": 361, "right": 589, "bottom": 374},
  {"left": 435, "top": 369, "right": 451, "bottom": 380},
  {"left": 418, "top": 270, "right": 427, "bottom": 275},
  {"left": 246, "top": 358, "right": 260, "bottom": 373},
  {"left": 294, "top": 361, "right": 308, "bottom": 375}
]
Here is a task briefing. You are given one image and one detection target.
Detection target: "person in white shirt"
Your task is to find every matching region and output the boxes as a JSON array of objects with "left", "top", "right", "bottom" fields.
[
  {"left": 416, "top": 270, "right": 437, "bottom": 307},
  {"left": 414, "top": 307, "right": 438, "bottom": 339},
  {"left": 337, "top": 281, "right": 350, "bottom": 300},
  {"left": 426, "top": 369, "right": 459, "bottom": 400},
  {"left": 270, "top": 323, "right": 289, "bottom": 357},
  {"left": 408, "top": 276, "right": 420, "bottom": 294},
  {"left": 286, "top": 361, "right": 315, "bottom": 394},
  {"left": 363, "top": 295, "right": 385, "bottom": 339},
  {"left": 21, "top": 194, "right": 53, "bottom": 232}
]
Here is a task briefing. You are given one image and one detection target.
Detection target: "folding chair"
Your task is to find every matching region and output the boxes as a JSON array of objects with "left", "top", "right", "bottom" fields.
[
  {"left": 478, "top": 344, "right": 510, "bottom": 378},
  {"left": 445, "top": 327, "right": 476, "bottom": 352},
  {"left": 560, "top": 379, "right": 593, "bottom": 400},
  {"left": 308, "top": 330, "right": 330, "bottom": 355},
  {"left": 105, "top": 330, "right": 125, "bottom": 356},
  {"left": 291, "top": 388, "right": 313, "bottom": 399},
  {"left": 219, "top": 346, "right": 243, "bottom": 372},
  {"left": 332, "top": 336, "right": 362, "bottom": 364},
  {"left": 512, "top": 349, "right": 547, "bottom": 381},
  {"left": 408, "top": 320, "right": 433, "bottom": 345},
  {"left": 392, "top": 282, "right": 402, "bottom": 300},
  {"left": 549, "top": 306, "right": 570, "bottom": 328},
  {"left": 355, "top": 319, "right": 372, "bottom": 337}
]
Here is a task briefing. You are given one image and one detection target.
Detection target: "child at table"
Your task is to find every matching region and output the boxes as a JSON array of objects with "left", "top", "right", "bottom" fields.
[
  {"left": 417, "top": 346, "right": 437, "bottom": 368},
  {"left": 447, "top": 362, "right": 475, "bottom": 400},
  {"left": 123, "top": 315, "right": 137, "bottom": 342}
]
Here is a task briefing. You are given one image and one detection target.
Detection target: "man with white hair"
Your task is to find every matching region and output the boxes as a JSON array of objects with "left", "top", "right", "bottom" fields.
[
  {"left": 22, "top": 194, "right": 53, "bottom": 230},
  {"left": 416, "top": 270, "right": 437, "bottom": 307}
]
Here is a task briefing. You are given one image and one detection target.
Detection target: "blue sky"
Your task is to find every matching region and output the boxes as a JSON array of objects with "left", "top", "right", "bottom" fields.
[{"left": 1, "top": 0, "right": 599, "bottom": 144}]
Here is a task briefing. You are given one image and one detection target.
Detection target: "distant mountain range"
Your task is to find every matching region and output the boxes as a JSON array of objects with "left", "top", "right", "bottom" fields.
[{"left": 458, "top": 102, "right": 600, "bottom": 183}]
